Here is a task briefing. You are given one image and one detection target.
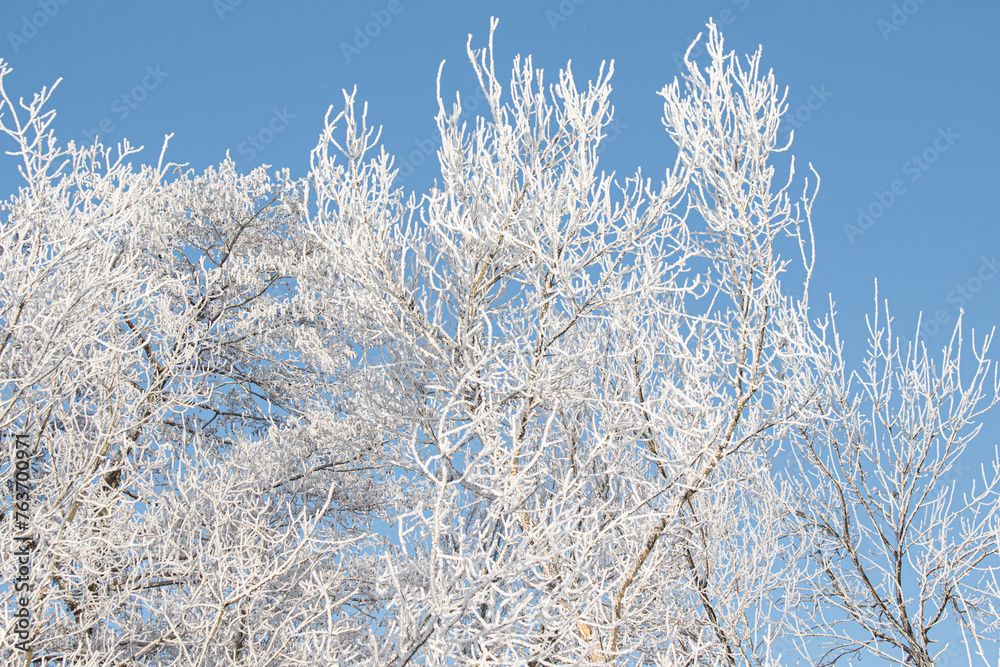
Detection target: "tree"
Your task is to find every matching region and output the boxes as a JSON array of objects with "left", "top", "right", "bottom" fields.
[
  {"left": 2, "top": 19, "right": 998, "bottom": 666},
  {"left": 785, "top": 302, "right": 1000, "bottom": 666},
  {"left": 0, "top": 60, "right": 382, "bottom": 664}
]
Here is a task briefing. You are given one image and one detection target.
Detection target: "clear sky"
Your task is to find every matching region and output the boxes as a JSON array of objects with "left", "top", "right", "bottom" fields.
[
  {"left": 2, "top": 1, "right": 997, "bottom": 369},
  {"left": 0, "top": 0, "right": 995, "bottom": 351},
  {"left": 0, "top": 0, "right": 1000, "bottom": 640},
  {"left": 1, "top": 0, "right": 998, "bottom": 657}
]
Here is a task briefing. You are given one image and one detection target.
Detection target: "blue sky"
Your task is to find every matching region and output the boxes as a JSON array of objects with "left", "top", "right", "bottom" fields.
[
  {"left": 1, "top": 1, "right": 998, "bottom": 661},
  {"left": 2, "top": 1, "right": 997, "bottom": 368}
]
